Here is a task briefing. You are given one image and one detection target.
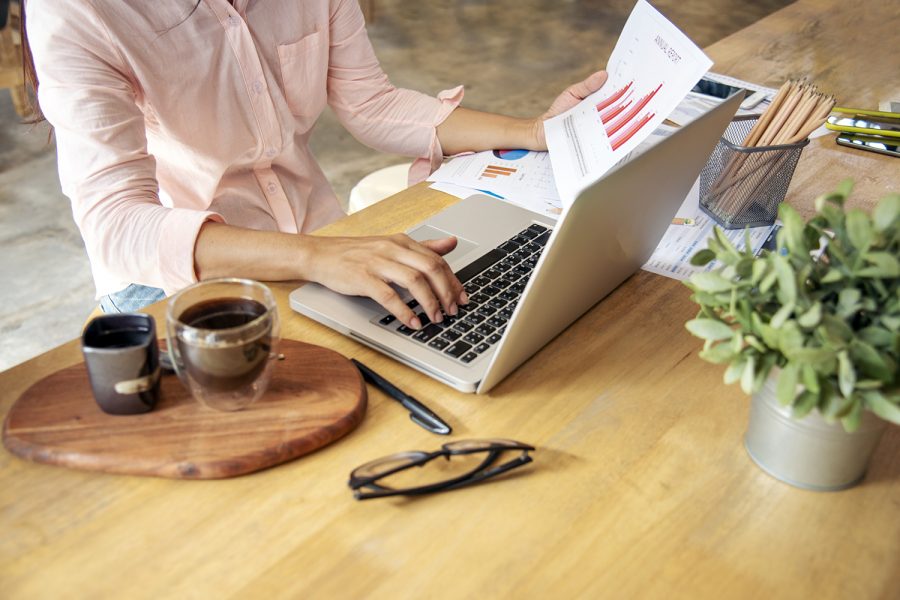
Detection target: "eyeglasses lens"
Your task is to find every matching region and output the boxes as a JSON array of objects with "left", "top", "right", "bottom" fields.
[
  {"left": 374, "top": 452, "right": 490, "bottom": 489},
  {"left": 443, "top": 438, "right": 528, "bottom": 453}
]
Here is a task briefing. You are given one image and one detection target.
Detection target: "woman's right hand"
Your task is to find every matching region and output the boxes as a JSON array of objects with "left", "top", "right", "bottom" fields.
[{"left": 303, "top": 233, "right": 468, "bottom": 329}]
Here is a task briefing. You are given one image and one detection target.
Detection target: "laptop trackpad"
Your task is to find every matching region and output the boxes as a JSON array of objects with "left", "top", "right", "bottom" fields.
[{"left": 408, "top": 224, "right": 478, "bottom": 266}]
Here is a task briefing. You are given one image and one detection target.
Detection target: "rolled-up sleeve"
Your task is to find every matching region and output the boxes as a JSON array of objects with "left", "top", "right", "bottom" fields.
[
  {"left": 325, "top": 0, "right": 462, "bottom": 184},
  {"left": 27, "top": 0, "right": 222, "bottom": 297}
]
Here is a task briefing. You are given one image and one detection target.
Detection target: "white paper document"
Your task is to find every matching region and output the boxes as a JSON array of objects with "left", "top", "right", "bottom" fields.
[
  {"left": 544, "top": 0, "right": 713, "bottom": 206},
  {"left": 642, "top": 180, "right": 778, "bottom": 280},
  {"left": 428, "top": 149, "right": 564, "bottom": 218}
]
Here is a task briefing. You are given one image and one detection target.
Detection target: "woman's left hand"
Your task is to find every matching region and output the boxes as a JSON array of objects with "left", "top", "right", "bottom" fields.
[{"left": 532, "top": 70, "right": 608, "bottom": 149}]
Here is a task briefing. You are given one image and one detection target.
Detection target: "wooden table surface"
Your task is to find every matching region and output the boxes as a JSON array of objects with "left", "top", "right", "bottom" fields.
[{"left": 2, "top": 1, "right": 899, "bottom": 597}]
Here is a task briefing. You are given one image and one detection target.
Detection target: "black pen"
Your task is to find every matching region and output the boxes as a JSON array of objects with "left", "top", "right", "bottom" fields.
[{"left": 351, "top": 359, "right": 452, "bottom": 435}]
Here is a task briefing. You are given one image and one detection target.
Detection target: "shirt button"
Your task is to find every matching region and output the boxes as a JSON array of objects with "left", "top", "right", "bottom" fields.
[
  {"left": 253, "top": 81, "right": 264, "bottom": 94},
  {"left": 267, "top": 183, "right": 277, "bottom": 194},
  {"left": 265, "top": 148, "right": 277, "bottom": 157},
  {"left": 227, "top": 15, "right": 240, "bottom": 27}
]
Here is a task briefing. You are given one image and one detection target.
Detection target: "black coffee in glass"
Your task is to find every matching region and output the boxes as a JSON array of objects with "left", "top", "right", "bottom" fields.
[{"left": 175, "top": 297, "right": 273, "bottom": 393}]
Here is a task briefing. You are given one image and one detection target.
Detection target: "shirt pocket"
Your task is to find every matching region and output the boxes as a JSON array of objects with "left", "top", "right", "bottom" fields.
[{"left": 277, "top": 30, "right": 328, "bottom": 119}]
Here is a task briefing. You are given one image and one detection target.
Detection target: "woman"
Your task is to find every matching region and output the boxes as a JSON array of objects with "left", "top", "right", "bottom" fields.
[{"left": 22, "top": 0, "right": 607, "bottom": 329}]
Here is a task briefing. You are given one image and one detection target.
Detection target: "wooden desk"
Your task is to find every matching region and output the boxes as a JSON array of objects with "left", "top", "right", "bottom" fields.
[{"left": 2, "top": 1, "right": 898, "bottom": 597}]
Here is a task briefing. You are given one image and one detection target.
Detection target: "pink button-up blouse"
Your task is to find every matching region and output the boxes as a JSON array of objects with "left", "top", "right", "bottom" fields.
[{"left": 26, "top": 0, "right": 462, "bottom": 297}]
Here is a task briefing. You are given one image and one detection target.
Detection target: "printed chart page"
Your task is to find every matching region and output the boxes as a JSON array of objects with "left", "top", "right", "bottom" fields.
[
  {"left": 428, "top": 149, "right": 563, "bottom": 218},
  {"left": 545, "top": 0, "right": 713, "bottom": 206}
]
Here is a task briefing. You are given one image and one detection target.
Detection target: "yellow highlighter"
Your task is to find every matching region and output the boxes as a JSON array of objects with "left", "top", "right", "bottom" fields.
[{"left": 826, "top": 107, "right": 900, "bottom": 139}]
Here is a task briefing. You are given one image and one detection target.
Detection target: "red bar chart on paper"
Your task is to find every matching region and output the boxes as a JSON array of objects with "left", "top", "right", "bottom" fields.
[
  {"left": 544, "top": 0, "right": 713, "bottom": 206},
  {"left": 600, "top": 82, "right": 663, "bottom": 149}
]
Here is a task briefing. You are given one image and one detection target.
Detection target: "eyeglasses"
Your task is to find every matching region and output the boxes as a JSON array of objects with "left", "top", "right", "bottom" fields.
[{"left": 348, "top": 438, "right": 535, "bottom": 500}]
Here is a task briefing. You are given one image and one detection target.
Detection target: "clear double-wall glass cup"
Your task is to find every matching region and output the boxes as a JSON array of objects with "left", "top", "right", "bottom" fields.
[{"left": 166, "top": 278, "right": 280, "bottom": 411}]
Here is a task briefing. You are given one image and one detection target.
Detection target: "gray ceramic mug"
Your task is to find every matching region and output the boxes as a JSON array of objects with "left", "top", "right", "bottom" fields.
[{"left": 82, "top": 313, "right": 160, "bottom": 415}]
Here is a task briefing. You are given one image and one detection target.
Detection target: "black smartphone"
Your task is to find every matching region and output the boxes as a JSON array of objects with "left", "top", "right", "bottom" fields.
[
  {"left": 691, "top": 77, "right": 766, "bottom": 109},
  {"left": 835, "top": 133, "right": 900, "bottom": 158}
]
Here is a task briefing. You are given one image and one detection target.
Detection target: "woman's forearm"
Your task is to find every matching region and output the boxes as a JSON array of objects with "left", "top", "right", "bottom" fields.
[
  {"left": 436, "top": 106, "right": 543, "bottom": 156},
  {"left": 194, "top": 222, "right": 311, "bottom": 282},
  {"left": 193, "top": 222, "right": 466, "bottom": 330}
]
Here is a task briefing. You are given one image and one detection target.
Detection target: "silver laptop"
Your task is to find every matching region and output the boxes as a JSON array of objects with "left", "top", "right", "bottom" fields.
[{"left": 290, "top": 93, "right": 742, "bottom": 393}]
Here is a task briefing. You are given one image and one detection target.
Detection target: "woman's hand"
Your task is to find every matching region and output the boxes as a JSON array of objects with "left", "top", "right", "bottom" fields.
[
  {"left": 532, "top": 70, "right": 608, "bottom": 149},
  {"left": 194, "top": 223, "right": 465, "bottom": 330},
  {"left": 303, "top": 234, "right": 467, "bottom": 329}
]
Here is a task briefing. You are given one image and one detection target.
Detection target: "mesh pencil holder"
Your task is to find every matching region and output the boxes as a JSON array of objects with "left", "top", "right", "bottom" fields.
[{"left": 698, "top": 115, "right": 809, "bottom": 229}]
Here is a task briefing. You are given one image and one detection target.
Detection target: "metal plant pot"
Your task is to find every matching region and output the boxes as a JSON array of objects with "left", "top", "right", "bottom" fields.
[{"left": 744, "top": 374, "right": 887, "bottom": 491}]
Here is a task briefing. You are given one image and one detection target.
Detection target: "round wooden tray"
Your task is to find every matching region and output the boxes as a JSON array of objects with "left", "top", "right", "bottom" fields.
[{"left": 2, "top": 339, "right": 367, "bottom": 479}]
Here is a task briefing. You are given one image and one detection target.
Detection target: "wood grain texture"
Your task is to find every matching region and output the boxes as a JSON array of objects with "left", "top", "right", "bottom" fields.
[
  {"left": 1, "top": 1, "right": 898, "bottom": 598},
  {"left": 2, "top": 340, "right": 367, "bottom": 479}
]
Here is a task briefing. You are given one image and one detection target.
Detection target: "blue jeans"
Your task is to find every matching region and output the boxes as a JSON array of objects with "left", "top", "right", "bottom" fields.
[{"left": 99, "top": 284, "right": 167, "bottom": 313}]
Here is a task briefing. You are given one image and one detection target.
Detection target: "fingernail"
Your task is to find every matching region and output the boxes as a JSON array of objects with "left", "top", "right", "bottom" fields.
[
  {"left": 411, "top": 316, "right": 422, "bottom": 330},
  {"left": 459, "top": 291, "right": 469, "bottom": 305},
  {"left": 433, "top": 311, "right": 443, "bottom": 323},
  {"left": 449, "top": 303, "right": 458, "bottom": 316}
]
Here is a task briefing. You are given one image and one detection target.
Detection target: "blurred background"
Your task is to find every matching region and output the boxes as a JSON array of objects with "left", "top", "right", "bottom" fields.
[{"left": 0, "top": 0, "right": 792, "bottom": 370}]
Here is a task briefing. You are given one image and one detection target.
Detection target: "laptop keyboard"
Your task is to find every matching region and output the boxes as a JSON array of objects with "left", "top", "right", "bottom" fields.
[{"left": 374, "top": 223, "right": 551, "bottom": 365}]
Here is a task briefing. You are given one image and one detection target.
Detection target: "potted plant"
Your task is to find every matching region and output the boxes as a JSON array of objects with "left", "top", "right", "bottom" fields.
[{"left": 684, "top": 180, "right": 899, "bottom": 490}]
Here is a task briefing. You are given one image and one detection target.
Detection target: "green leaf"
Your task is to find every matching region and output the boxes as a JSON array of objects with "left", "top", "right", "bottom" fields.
[
  {"left": 821, "top": 268, "right": 843, "bottom": 284},
  {"left": 838, "top": 289, "right": 861, "bottom": 317},
  {"left": 699, "top": 343, "right": 735, "bottom": 364},
  {"left": 882, "top": 316, "right": 900, "bottom": 333},
  {"left": 740, "top": 355, "right": 757, "bottom": 395},
  {"left": 751, "top": 260, "right": 768, "bottom": 285},
  {"left": 792, "top": 391, "right": 819, "bottom": 419},
  {"left": 754, "top": 354, "right": 777, "bottom": 391},
  {"left": 760, "top": 268, "right": 778, "bottom": 294},
  {"left": 801, "top": 363, "right": 821, "bottom": 394},
  {"left": 685, "top": 318, "right": 734, "bottom": 341},
  {"left": 854, "top": 379, "right": 885, "bottom": 390},
  {"left": 745, "top": 335, "right": 767, "bottom": 353},
  {"left": 689, "top": 272, "right": 733, "bottom": 293},
  {"left": 819, "top": 315, "right": 853, "bottom": 347},
  {"left": 858, "top": 252, "right": 900, "bottom": 279},
  {"left": 771, "top": 302, "right": 795, "bottom": 329},
  {"left": 713, "top": 226, "right": 740, "bottom": 260},
  {"left": 776, "top": 363, "right": 799, "bottom": 406},
  {"left": 724, "top": 357, "right": 746, "bottom": 385},
  {"left": 690, "top": 249, "right": 716, "bottom": 266},
  {"left": 779, "top": 203, "right": 807, "bottom": 256},
  {"left": 791, "top": 347, "right": 837, "bottom": 373},
  {"left": 849, "top": 340, "right": 893, "bottom": 382},
  {"left": 797, "top": 302, "right": 822, "bottom": 329},
  {"left": 841, "top": 397, "right": 863, "bottom": 432},
  {"left": 872, "top": 193, "right": 899, "bottom": 232},
  {"left": 731, "top": 330, "right": 744, "bottom": 353},
  {"left": 837, "top": 351, "right": 856, "bottom": 398},
  {"left": 846, "top": 208, "right": 874, "bottom": 251},
  {"left": 735, "top": 258, "right": 754, "bottom": 279},
  {"left": 859, "top": 326, "right": 893, "bottom": 348},
  {"left": 822, "top": 392, "right": 854, "bottom": 421},
  {"left": 758, "top": 322, "right": 780, "bottom": 350},
  {"left": 778, "top": 321, "right": 804, "bottom": 354},
  {"left": 773, "top": 256, "right": 797, "bottom": 305},
  {"left": 817, "top": 203, "right": 844, "bottom": 230},
  {"left": 863, "top": 391, "right": 900, "bottom": 425},
  {"left": 834, "top": 178, "right": 855, "bottom": 200}
]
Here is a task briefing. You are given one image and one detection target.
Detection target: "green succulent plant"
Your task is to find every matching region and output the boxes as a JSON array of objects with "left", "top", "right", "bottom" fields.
[{"left": 684, "top": 180, "right": 899, "bottom": 432}]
